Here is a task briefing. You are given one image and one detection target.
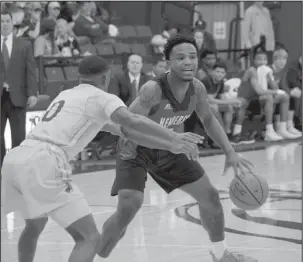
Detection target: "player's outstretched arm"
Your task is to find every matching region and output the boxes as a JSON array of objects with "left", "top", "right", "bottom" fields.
[{"left": 194, "top": 79, "right": 235, "bottom": 155}]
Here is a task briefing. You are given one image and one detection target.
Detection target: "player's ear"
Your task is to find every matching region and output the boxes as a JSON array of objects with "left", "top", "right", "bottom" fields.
[{"left": 166, "top": 60, "right": 171, "bottom": 70}]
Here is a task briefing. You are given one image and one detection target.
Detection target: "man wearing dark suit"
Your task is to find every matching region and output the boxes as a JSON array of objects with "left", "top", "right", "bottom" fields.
[
  {"left": 1, "top": 11, "right": 38, "bottom": 165},
  {"left": 109, "top": 53, "right": 151, "bottom": 106}
]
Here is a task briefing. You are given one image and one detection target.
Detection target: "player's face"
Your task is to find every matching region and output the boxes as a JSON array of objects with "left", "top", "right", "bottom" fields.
[
  {"left": 213, "top": 67, "right": 226, "bottom": 82},
  {"left": 96, "top": 70, "right": 111, "bottom": 91},
  {"left": 194, "top": 31, "right": 204, "bottom": 47},
  {"left": 203, "top": 54, "right": 216, "bottom": 68},
  {"left": 127, "top": 54, "right": 143, "bottom": 75},
  {"left": 254, "top": 53, "right": 268, "bottom": 67},
  {"left": 168, "top": 43, "right": 198, "bottom": 81},
  {"left": 153, "top": 61, "right": 167, "bottom": 77},
  {"left": 1, "top": 14, "right": 14, "bottom": 37},
  {"left": 273, "top": 50, "right": 288, "bottom": 71}
]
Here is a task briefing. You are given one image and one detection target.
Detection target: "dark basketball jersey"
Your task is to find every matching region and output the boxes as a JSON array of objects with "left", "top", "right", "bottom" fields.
[
  {"left": 118, "top": 74, "right": 198, "bottom": 159},
  {"left": 148, "top": 74, "right": 198, "bottom": 132}
]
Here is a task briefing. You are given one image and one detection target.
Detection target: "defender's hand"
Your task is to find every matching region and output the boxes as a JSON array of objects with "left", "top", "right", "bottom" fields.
[
  {"left": 176, "top": 132, "right": 204, "bottom": 144},
  {"left": 170, "top": 139, "right": 200, "bottom": 161}
]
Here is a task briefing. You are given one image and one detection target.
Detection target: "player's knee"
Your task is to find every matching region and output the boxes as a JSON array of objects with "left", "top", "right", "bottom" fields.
[
  {"left": 263, "top": 94, "right": 274, "bottom": 105},
  {"left": 117, "top": 190, "right": 143, "bottom": 216},
  {"left": 210, "top": 103, "right": 219, "bottom": 112},
  {"left": 25, "top": 217, "right": 48, "bottom": 235}
]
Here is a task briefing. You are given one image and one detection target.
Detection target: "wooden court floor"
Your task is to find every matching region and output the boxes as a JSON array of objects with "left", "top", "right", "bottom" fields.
[{"left": 1, "top": 142, "right": 302, "bottom": 262}]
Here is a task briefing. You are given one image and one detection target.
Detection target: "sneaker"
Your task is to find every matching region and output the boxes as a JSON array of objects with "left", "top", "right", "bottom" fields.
[
  {"left": 230, "top": 134, "right": 255, "bottom": 145},
  {"left": 210, "top": 249, "right": 258, "bottom": 262},
  {"left": 287, "top": 126, "right": 302, "bottom": 137},
  {"left": 264, "top": 130, "right": 283, "bottom": 141},
  {"left": 276, "top": 129, "right": 300, "bottom": 139}
]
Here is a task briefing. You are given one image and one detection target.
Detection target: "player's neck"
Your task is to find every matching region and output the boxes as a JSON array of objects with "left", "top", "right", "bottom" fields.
[
  {"left": 129, "top": 72, "right": 140, "bottom": 78},
  {"left": 167, "top": 73, "right": 190, "bottom": 93}
]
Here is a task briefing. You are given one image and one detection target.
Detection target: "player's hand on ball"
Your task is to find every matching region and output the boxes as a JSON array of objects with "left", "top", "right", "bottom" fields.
[
  {"left": 223, "top": 151, "right": 254, "bottom": 176},
  {"left": 176, "top": 132, "right": 204, "bottom": 144}
]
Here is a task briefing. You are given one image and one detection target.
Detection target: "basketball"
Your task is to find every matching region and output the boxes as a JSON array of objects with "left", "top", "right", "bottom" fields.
[{"left": 229, "top": 170, "right": 269, "bottom": 210}]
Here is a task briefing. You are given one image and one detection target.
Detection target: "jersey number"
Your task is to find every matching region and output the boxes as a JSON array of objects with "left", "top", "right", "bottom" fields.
[{"left": 42, "top": 100, "right": 65, "bottom": 122}]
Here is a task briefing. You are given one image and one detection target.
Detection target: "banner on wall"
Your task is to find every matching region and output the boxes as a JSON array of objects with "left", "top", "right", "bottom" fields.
[
  {"left": 213, "top": 21, "right": 226, "bottom": 40},
  {"left": 4, "top": 111, "right": 45, "bottom": 151}
]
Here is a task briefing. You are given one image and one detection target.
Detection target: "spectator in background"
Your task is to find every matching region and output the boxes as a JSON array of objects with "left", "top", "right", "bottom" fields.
[
  {"left": 108, "top": 53, "right": 151, "bottom": 106},
  {"left": 201, "top": 62, "right": 252, "bottom": 145},
  {"left": 150, "top": 23, "right": 179, "bottom": 55},
  {"left": 270, "top": 47, "right": 301, "bottom": 137},
  {"left": 55, "top": 18, "right": 80, "bottom": 56},
  {"left": 196, "top": 49, "right": 217, "bottom": 80},
  {"left": 1, "top": 11, "right": 38, "bottom": 165},
  {"left": 34, "top": 18, "right": 60, "bottom": 58},
  {"left": 15, "top": 2, "right": 42, "bottom": 40},
  {"left": 149, "top": 55, "right": 167, "bottom": 78},
  {"left": 44, "top": 1, "right": 61, "bottom": 21},
  {"left": 286, "top": 55, "right": 302, "bottom": 130},
  {"left": 237, "top": 49, "right": 295, "bottom": 142},
  {"left": 73, "top": 2, "right": 116, "bottom": 45},
  {"left": 194, "top": 19, "right": 216, "bottom": 51},
  {"left": 242, "top": 1, "right": 275, "bottom": 62}
]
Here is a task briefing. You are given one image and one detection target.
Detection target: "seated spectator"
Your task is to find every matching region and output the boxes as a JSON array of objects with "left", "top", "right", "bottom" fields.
[
  {"left": 148, "top": 55, "right": 167, "bottom": 78},
  {"left": 237, "top": 49, "right": 296, "bottom": 142},
  {"left": 150, "top": 23, "right": 179, "bottom": 55},
  {"left": 286, "top": 55, "right": 302, "bottom": 130},
  {"left": 34, "top": 18, "right": 60, "bottom": 58},
  {"left": 108, "top": 53, "right": 151, "bottom": 106},
  {"left": 202, "top": 62, "right": 252, "bottom": 145},
  {"left": 55, "top": 18, "right": 80, "bottom": 56},
  {"left": 15, "top": 2, "right": 42, "bottom": 40},
  {"left": 43, "top": 1, "right": 61, "bottom": 21},
  {"left": 194, "top": 20, "right": 216, "bottom": 51},
  {"left": 270, "top": 47, "right": 301, "bottom": 137},
  {"left": 196, "top": 49, "right": 217, "bottom": 80},
  {"left": 73, "top": 2, "right": 116, "bottom": 45},
  {"left": 150, "top": 34, "right": 167, "bottom": 55}
]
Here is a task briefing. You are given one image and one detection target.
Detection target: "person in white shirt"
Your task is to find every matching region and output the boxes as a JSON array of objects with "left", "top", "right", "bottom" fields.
[
  {"left": 242, "top": 2, "right": 275, "bottom": 52},
  {"left": 1, "top": 55, "right": 203, "bottom": 262}
]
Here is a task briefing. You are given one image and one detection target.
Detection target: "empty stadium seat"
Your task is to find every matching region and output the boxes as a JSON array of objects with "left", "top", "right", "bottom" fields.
[
  {"left": 131, "top": 43, "right": 147, "bottom": 57},
  {"left": 95, "top": 44, "right": 114, "bottom": 56},
  {"left": 135, "top": 25, "right": 153, "bottom": 38},
  {"left": 64, "top": 66, "right": 78, "bottom": 81},
  {"left": 118, "top": 25, "right": 137, "bottom": 38},
  {"left": 79, "top": 43, "right": 97, "bottom": 55},
  {"left": 45, "top": 67, "right": 65, "bottom": 81},
  {"left": 114, "top": 42, "right": 131, "bottom": 54}
]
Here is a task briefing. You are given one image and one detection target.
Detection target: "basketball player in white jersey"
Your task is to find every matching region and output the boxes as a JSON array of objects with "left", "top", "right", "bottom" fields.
[{"left": 1, "top": 56, "right": 204, "bottom": 262}]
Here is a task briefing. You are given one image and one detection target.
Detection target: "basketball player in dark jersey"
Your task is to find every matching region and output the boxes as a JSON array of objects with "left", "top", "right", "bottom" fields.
[{"left": 98, "top": 36, "right": 256, "bottom": 262}]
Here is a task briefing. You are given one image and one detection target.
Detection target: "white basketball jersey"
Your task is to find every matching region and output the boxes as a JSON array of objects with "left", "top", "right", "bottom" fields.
[{"left": 26, "top": 84, "right": 126, "bottom": 159}]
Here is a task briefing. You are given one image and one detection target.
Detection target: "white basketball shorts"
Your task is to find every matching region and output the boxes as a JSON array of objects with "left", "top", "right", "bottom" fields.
[{"left": 1, "top": 140, "right": 91, "bottom": 228}]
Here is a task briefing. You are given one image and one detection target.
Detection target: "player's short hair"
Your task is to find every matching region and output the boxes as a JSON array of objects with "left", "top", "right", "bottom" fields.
[
  {"left": 213, "top": 61, "right": 227, "bottom": 71},
  {"left": 164, "top": 35, "right": 198, "bottom": 60},
  {"left": 78, "top": 55, "right": 109, "bottom": 76},
  {"left": 200, "top": 49, "right": 216, "bottom": 60}
]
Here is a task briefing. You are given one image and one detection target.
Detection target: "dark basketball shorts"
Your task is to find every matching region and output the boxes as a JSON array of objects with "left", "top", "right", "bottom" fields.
[{"left": 111, "top": 146, "right": 205, "bottom": 196}]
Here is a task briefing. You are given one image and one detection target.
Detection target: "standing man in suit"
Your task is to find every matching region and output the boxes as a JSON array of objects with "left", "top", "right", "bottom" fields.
[
  {"left": 109, "top": 53, "right": 151, "bottom": 106},
  {"left": 1, "top": 11, "right": 38, "bottom": 165}
]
